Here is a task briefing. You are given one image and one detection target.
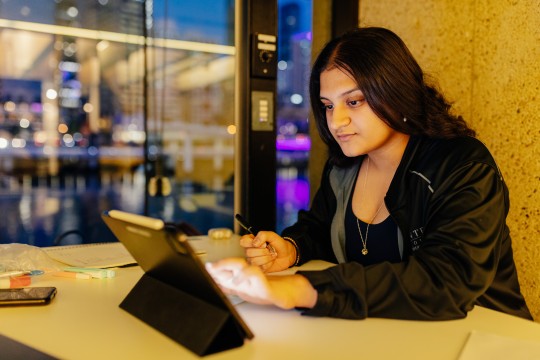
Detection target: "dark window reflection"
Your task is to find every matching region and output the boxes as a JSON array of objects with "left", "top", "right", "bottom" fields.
[
  {"left": 276, "top": 0, "right": 312, "bottom": 233},
  {"left": 0, "top": 0, "right": 311, "bottom": 245}
]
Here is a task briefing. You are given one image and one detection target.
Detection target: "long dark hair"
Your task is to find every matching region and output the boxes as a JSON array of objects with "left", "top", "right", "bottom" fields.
[{"left": 310, "top": 27, "right": 476, "bottom": 167}]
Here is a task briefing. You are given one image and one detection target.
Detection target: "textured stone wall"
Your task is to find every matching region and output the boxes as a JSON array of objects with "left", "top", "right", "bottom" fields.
[{"left": 358, "top": 0, "right": 540, "bottom": 321}]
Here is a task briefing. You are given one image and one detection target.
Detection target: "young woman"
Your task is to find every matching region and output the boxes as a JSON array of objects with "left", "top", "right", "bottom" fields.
[{"left": 206, "top": 27, "right": 532, "bottom": 320}]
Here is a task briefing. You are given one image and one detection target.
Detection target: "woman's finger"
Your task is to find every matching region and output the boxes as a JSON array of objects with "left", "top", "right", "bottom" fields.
[
  {"left": 247, "top": 252, "right": 274, "bottom": 267},
  {"left": 245, "top": 247, "right": 274, "bottom": 259},
  {"left": 209, "top": 257, "right": 249, "bottom": 270},
  {"left": 259, "top": 261, "right": 274, "bottom": 273},
  {"left": 239, "top": 234, "right": 256, "bottom": 248},
  {"left": 206, "top": 258, "right": 249, "bottom": 283}
]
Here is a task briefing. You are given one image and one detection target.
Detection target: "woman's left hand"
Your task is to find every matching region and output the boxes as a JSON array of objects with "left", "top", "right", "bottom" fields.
[{"left": 239, "top": 231, "right": 297, "bottom": 273}]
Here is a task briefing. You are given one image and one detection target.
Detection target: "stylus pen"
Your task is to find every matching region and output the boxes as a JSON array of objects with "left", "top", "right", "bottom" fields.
[{"left": 234, "top": 214, "right": 276, "bottom": 255}]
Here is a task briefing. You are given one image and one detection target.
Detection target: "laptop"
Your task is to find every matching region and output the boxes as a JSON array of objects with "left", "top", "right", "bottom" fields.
[{"left": 101, "top": 209, "right": 253, "bottom": 356}]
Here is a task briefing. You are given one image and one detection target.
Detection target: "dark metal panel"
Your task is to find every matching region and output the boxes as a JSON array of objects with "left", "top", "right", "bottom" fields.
[{"left": 234, "top": 0, "right": 278, "bottom": 232}]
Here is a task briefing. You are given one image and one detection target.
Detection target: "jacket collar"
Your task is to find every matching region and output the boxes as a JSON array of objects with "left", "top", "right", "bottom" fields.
[{"left": 385, "top": 136, "right": 423, "bottom": 212}]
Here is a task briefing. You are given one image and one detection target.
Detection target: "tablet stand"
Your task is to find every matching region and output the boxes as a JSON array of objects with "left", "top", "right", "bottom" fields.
[{"left": 120, "top": 274, "right": 246, "bottom": 356}]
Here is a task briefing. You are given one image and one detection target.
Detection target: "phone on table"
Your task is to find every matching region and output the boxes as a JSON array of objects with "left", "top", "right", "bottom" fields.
[{"left": 0, "top": 287, "right": 57, "bottom": 306}]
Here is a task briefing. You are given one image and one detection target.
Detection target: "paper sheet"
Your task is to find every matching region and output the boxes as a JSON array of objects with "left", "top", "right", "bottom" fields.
[
  {"left": 458, "top": 330, "right": 540, "bottom": 360},
  {"left": 43, "top": 242, "right": 136, "bottom": 268}
]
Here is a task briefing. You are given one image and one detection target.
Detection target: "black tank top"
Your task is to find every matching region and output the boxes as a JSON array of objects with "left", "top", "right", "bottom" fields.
[{"left": 345, "top": 190, "right": 401, "bottom": 266}]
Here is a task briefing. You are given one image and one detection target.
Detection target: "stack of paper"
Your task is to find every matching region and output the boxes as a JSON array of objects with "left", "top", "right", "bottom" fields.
[{"left": 43, "top": 242, "right": 136, "bottom": 268}]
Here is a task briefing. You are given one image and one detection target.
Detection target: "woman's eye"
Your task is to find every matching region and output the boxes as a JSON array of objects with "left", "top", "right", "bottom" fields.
[
  {"left": 322, "top": 104, "right": 333, "bottom": 110},
  {"left": 348, "top": 99, "right": 363, "bottom": 106}
]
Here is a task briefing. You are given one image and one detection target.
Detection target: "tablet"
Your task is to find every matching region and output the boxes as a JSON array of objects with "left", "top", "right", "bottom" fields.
[{"left": 101, "top": 210, "right": 253, "bottom": 353}]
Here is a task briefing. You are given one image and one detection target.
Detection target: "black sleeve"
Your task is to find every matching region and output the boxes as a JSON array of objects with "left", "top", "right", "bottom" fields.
[
  {"left": 281, "top": 161, "right": 337, "bottom": 264},
  {"left": 298, "top": 162, "right": 509, "bottom": 320}
]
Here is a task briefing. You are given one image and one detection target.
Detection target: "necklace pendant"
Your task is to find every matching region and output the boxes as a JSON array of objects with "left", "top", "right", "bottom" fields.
[{"left": 362, "top": 248, "right": 368, "bottom": 255}]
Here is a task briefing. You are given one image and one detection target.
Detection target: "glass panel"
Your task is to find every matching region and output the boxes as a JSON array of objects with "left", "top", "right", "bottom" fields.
[
  {"left": 0, "top": 0, "right": 235, "bottom": 245},
  {"left": 145, "top": 0, "right": 235, "bottom": 233},
  {"left": 276, "top": 0, "right": 312, "bottom": 233}
]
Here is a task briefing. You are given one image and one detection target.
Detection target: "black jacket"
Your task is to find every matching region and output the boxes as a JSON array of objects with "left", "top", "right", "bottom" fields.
[{"left": 282, "top": 136, "right": 532, "bottom": 320}]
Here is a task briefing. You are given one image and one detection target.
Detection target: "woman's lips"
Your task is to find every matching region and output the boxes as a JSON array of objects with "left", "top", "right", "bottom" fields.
[{"left": 337, "top": 133, "right": 355, "bottom": 142}]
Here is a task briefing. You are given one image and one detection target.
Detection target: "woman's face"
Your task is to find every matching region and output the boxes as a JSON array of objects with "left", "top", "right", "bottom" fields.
[{"left": 320, "top": 67, "right": 404, "bottom": 158}]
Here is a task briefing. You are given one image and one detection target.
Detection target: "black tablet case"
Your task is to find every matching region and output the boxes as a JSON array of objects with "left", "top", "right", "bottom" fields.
[
  {"left": 101, "top": 211, "right": 253, "bottom": 356},
  {"left": 0, "top": 333, "right": 58, "bottom": 360}
]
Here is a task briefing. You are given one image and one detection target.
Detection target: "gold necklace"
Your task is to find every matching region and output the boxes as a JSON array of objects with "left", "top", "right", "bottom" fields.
[{"left": 356, "top": 157, "right": 385, "bottom": 255}]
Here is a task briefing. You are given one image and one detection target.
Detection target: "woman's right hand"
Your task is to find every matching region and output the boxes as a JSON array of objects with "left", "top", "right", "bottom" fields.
[
  {"left": 206, "top": 258, "right": 317, "bottom": 310},
  {"left": 239, "top": 231, "right": 297, "bottom": 273}
]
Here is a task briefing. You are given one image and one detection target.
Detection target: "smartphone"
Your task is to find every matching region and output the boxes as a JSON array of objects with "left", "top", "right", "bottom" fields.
[{"left": 0, "top": 287, "right": 57, "bottom": 306}]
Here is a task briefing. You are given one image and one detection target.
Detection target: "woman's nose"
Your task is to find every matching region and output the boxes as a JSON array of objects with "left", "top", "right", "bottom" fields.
[{"left": 328, "top": 106, "right": 350, "bottom": 130}]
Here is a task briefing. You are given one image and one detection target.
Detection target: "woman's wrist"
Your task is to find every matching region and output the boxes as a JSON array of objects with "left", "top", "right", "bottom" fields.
[
  {"left": 267, "top": 274, "right": 317, "bottom": 309},
  {"left": 283, "top": 236, "right": 300, "bottom": 268},
  {"left": 291, "top": 274, "right": 317, "bottom": 309}
]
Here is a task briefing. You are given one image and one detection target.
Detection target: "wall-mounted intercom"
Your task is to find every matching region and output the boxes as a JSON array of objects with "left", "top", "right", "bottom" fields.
[{"left": 251, "top": 33, "right": 277, "bottom": 79}]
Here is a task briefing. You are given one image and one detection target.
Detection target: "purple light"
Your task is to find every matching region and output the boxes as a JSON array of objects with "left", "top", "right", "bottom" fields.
[
  {"left": 276, "top": 178, "right": 310, "bottom": 207},
  {"left": 30, "top": 102, "right": 42, "bottom": 113},
  {"left": 292, "top": 31, "right": 311, "bottom": 41},
  {"left": 276, "top": 135, "right": 311, "bottom": 151}
]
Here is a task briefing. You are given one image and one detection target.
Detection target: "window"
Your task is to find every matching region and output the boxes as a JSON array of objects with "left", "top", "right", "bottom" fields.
[
  {"left": 276, "top": 0, "right": 312, "bottom": 232},
  {"left": 0, "top": 0, "right": 314, "bottom": 244},
  {"left": 0, "top": 0, "right": 236, "bottom": 245}
]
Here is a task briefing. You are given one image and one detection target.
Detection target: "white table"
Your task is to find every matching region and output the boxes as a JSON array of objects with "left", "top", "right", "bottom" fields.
[{"left": 1, "top": 240, "right": 539, "bottom": 359}]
